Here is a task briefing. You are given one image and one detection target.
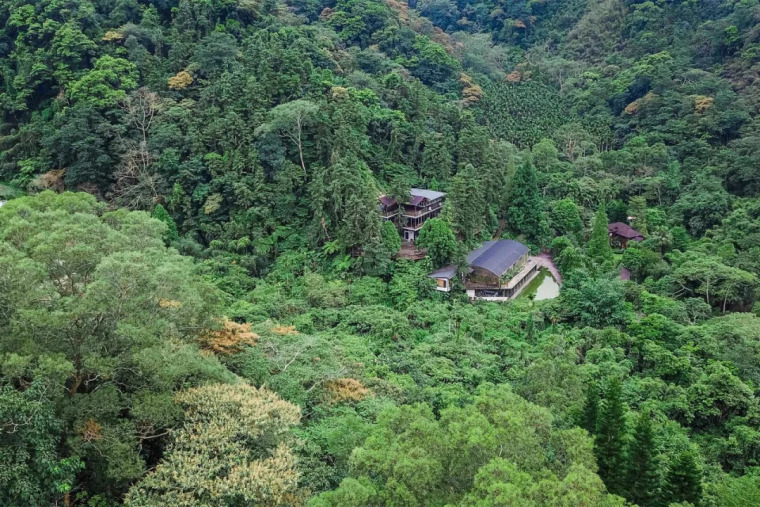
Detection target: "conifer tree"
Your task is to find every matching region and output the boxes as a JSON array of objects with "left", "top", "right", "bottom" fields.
[
  {"left": 628, "top": 196, "right": 649, "bottom": 235},
  {"left": 626, "top": 411, "right": 661, "bottom": 506},
  {"left": 507, "top": 160, "right": 549, "bottom": 246},
  {"left": 151, "top": 203, "right": 179, "bottom": 243},
  {"left": 588, "top": 203, "right": 613, "bottom": 265},
  {"left": 449, "top": 163, "right": 486, "bottom": 245},
  {"left": 594, "top": 377, "right": 627, "bottom": 495},
  {"left": 581, "top": 381, "right": 600, "bottom": 434},
  {"left": 665, "top": 449, "right": 702, "bottom": 505}
]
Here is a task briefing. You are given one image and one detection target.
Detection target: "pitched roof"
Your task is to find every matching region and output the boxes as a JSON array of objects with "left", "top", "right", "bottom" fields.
[
  {"left": 379, "top": 195, "right": 396, "bottom": 207},
  {"left": 608, "top": 222, "right": 644, "bottom": 240},
  {"left": 429, "top": 264, "right": 458, "bottom": 280},
  {"left": 428, "top": 239, "right": 530, "bottom": 280},
  {"left": 410, "top": 188, "right": 445, "bottom": 200},
  {"left": 468, "top": 239, "right": 530, "bottom": 277},
  {"left": 379, "top": 189, "right": 445, "bottom": 207}
]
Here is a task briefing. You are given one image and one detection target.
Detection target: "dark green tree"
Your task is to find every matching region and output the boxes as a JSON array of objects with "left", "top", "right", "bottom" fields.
[
  {"left": 626, "top": 411, "right": 662, "bottom": 506},
  {"left": 595, "top": 377, "right": 627, "bottom": 495},
  {"left": 507, "top": 160, "right": 549, "bottom": 246},
  {"left": 449, "top": 164, "right": 486, "bottom": 244},
  {"left": 581, "top": 380, "right": 600, "bottom": 434},
  {"left": 588, "top": 203, "right": 613, "bottom": 265},
  {"left": 152, "top": 204, "right": 179, "bottom": 243},
  {"left": 665, "top": 449, "right": 703, "bottom": 505}
]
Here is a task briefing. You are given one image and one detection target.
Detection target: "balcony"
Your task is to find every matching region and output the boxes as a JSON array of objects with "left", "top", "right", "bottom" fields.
[{"left": 402, "top": 204, "right": 442, "bottom": 218}]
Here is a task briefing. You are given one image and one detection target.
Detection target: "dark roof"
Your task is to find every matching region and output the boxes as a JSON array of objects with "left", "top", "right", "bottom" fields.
[
  {"left": 381, "top": 189, "right": 445, "bottom": 208},
  {"left": 608, "top": 222, "right": 644, "bottom": 240},
  {"left": 620, "top": 267, "right": 631, "bottom": 281},
  {"left": 379, "top": 195, "right": 397, "bottom": 207},
  {"left": 408, "top": 195, "right": 425, "bottom": 206},
  {"left": 429, "top": 264, "right": 457, "bottom": 280},
  {"left": 468, "top": 239, "right": 530, "bottom": 277}
]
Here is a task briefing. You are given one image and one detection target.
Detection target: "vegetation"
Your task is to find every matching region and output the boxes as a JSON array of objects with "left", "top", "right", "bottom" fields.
[{"left": 2, "top": 0, "right": 760, "bottom": 504}]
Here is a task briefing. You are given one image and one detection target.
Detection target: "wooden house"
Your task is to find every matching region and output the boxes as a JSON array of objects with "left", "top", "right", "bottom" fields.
[
  {"left": 429, "top": 239, "right": 540, "bottom": 301},
  {"left": 608, "top": 222, "right": 644, "bottom": 249},
  {"left": 379, "top": 188, "right": 446, "bottom": 242}
]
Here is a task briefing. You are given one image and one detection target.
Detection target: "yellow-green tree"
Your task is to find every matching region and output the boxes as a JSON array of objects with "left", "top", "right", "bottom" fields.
[{"left": 126, "top": 383, "right": 302, "bottom": 506}]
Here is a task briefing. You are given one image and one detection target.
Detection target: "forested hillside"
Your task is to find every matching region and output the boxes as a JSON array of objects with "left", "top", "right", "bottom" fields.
[{"left": 2, "top": 0, "right": 760, "bottom": 504}]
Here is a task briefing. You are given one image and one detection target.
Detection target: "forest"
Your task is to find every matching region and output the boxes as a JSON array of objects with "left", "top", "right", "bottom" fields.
[{"left": 1, "top": 0, "right": 760, "bottom": 504}]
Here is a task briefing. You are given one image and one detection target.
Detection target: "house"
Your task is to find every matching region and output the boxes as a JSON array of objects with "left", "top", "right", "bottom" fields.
[
  {"left": 429, "top": 239, "right": 541, "bottom": 301},
  {"left": 608, "top": 222, "right": 644, "bottom": 249},
  {"left": 379, "top": 195, "right": 398, "bottom": 222},
  {"left": 379, "top": 188, "right": 446, "bottom": 242}
]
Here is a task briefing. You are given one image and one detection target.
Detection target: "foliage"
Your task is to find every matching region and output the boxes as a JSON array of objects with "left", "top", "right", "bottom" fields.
[
  {"left": 125, "top": 383, "right": 302, "bottom": 506},
  {"left": 417, "top": 218, "right": 457, "bottom": 268}
]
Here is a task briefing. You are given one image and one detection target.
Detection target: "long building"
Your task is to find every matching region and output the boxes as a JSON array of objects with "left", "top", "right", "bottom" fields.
[{"left": 429, "top": 239, "right": 541, "bottom": 301}]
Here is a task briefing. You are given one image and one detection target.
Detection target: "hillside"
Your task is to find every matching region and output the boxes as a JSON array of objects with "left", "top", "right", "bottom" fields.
[{"left": 2, "top": 0, "right": 760, "bottom": 504}]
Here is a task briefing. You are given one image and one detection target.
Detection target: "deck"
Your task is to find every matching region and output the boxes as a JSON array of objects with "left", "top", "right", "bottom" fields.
[{"left": 394, "top": 243, "right": 428, "bottom": 260}]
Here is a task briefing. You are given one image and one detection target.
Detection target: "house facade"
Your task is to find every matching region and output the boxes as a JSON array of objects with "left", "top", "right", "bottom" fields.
[
  {"left": 429, "top": 239, "right": 540, "bottom": 301},
  {"left": 379, "top": 188, "right": 446, "bottom": 242}
]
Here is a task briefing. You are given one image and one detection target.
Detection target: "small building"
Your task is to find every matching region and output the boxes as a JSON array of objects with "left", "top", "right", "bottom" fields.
[
  {"left": 429, "top": 239, "right": 541, "bottom": 301},
  {"left": 608, "top": 222, "right": 644, "bottom": 249},
  {"left": 379, "top": 188, "right": 446, "bottom": 242}
]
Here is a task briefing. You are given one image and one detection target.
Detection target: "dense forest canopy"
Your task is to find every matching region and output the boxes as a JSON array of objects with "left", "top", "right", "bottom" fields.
[{"left": 2, "top": 0, "right": 760, "bottom": 504}]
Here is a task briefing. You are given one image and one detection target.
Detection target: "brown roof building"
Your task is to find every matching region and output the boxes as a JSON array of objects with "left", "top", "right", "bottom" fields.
[
  {"left": 379, "top": 188, "right": 445, "bottom": 242},
  {"left": 608, "top": 222, "right": 644, "bottom": 249}
]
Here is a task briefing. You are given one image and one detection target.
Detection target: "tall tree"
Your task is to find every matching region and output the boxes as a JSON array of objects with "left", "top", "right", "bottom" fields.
[
  {"left": 626, "top": 411, "right": 661, "bottom": 506},
  {"left": 588, "top": 203, "right": 614, "bottom": 265},
  {"left": 256, "top": 100, "right": 319, "bottom": 176},
  {"left": 595, "top": 377, "right": 627, "bottom": 495},
  {"left": 417, "top": 218, "right": 457, "bottom": 268},
  {"left": 665, "top": 449, "right": 703, "bottom": 505},
  {"left": 507, "top": 160, "right": 549, "bottom": 246},
  {"left": 151, "top": 203, "right": 179, "bottom": 243},
  {"left": 449, "top": 163, "right": 486, "bottom": 244},
  {"left": 581, "top": 380, "right": 600, "bottom": 434}
]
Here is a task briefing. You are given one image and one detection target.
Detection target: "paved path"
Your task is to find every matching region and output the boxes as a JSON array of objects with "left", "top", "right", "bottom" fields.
[{"left": 535, "top": 252, "right": 562, "bottom": 285}]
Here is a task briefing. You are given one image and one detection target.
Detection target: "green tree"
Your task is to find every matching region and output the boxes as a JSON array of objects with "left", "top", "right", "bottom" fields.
[
  {"left": 508, "top": 160, "right": 550, "bottom": 246},
  {"left": 595, "top": 377, "right": 627, "bottom": 495},
  {"left": 312, "top": 384, "right": 618, "bottom": 506},
  {"left": 0, "top": 385, "right": 82, "bottom": 506},
  {"left": 626, "top": 411, "right": 661, "bottom": 506},
  {"left": 151, "top": 203, "right": 179, "bottom": 243},
  {"left": 588, "top": 203, "right": 613, "bottom": 265},
  {"left": 665, "top": 449, "right": 703, "bottom": 505},
  {"left": 550, "top": 198, "right": 583, "bottom": 239},
  {"left": 255, "top": 99, "right": 319, "bottom": 176},
  {"left": 628, "top": 195, "right": 649, "bottom": 235},
  {"left": 449, "top": 163, "right": 486, "bottom": 244},
  {"left": 0, "top": 192, "right": 233, "bottom": 500},
  {"left": 581, "top": 380, "right": 600, "bottom": 434},
  {"left": 417, "top": 217, "right": 457, "bottom": 268}
]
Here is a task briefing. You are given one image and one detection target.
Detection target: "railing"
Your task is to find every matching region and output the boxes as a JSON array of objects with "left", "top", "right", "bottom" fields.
[{"left": 402, "top": 205, "right": 442, "bottom": 217}]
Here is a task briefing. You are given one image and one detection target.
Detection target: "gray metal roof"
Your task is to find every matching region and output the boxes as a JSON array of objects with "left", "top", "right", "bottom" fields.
[
  {"left": 410, "top": 188, "right": 445, "bottom": 200},
  {"left": 468, "top": 239, "right": 529, "bottom": 277},
  {"left": 429, "top": 264, "right": 457, "bottom": 279}
]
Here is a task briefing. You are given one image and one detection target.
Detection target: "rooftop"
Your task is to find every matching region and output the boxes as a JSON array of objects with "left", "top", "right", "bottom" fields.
[
  {"left": 468, "top": 239, "right": 530, "bottom": 277},
  {"left": 410, "top": 188, "right": 445, "bottom": 200},
  {"left": 608, "top": 222, "right": 644, "bottom": 240},
  {"left": 429, "top": 239, "right": 530, "bottom": 280},
  {"left": 381, "top": 188, "right": 446, "bottom": 208}
]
